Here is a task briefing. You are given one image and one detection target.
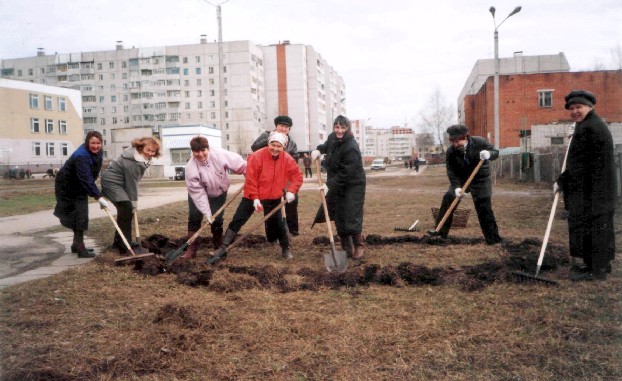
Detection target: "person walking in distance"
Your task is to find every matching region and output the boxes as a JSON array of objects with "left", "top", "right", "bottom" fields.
[
  {"left": 251, "top": 115, "right": 300, "bottom": 235},
  {"left": 209, "top": 132, "right": 303, "bottom": 264},
  {"left": 53, "top": 131, "right": 108, "bottom": 258},
  {"left": 311, "top": 115, "right": 367, "bottom": 259},
  {"left": 555, "top": 90, "right": 615, "bottom": 281},
  {"left": 303, "top": 153, "right": 313, "bottom": 178},
  {"left": 101, "top": 137, "right": 161, "bottom": 255},
  {"left": 182, "top": 136, "right": 246, "bottom": 259},
  {"left": 427, "top": 124, "right": 502, "bottom": 245}
]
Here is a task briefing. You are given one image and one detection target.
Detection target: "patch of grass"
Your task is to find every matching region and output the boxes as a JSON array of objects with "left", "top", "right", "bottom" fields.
[{"left": 0, "top": 189, "right": 56, "bottom": 217}]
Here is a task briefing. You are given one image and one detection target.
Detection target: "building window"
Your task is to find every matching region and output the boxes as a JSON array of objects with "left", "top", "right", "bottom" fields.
[
  {"left": 197, "top": 79, "right": 202, "bottom": 86},
  {"left": 195, "top": 68, "right": 201, "bottom": 75},
  {"left": 99, "top": 96, "right": 105, "bottom": 103},
  {"left": 185, "top": 102, "right": 191, "bottom": 109},
  {"left": 210, "top": 90, "right": 215, "bottom": 96},
  {"left": 61, "top": 143, "right": 68, "bottom": 156},
  {"left": 197, "top": 90, "right": 202, "bottom": 97},
  {"left": 170, "top": 148, "right": 191, "bottom": 164},
  {"left": 31, "top": 118, "right": 40, "bottom": 133},
  {"left": 46, "top": 142, "right": 55, "bottom": 156},
  {"left": 198, "top": 101, "right": 203, "bottom": 108},
  {"left": 183, "top": 68, "right": 189, "bottom": 75},
  {"left": 195, "top": 56, "right": 200, "bottom": 63},
  {"left": 58, "top": 97, "right": 66, "bottom": 111},
  {"left": 29, "top": 93, "right": 39, "bottom": 108},
  {"left": 208, "top": 67, "right": 214, "bottom": 74},
  {"left": 112, "top": 117, "right": 118, "bottom": 124},
  {"left": 183, "top": 57, "right": 188, "bottom": 64},
  {"left": 109, "top": 62, "right": 114, "bottom": 69},
  {"left": 33, "top": 142, "right": 41, "bottom": 156},
  {"left": 59, "top": 120, "right": 67, "bottom": 134},
  {"left": 551, "top": 137, "right": 564, "bottom": 145},
  {"left": 538, "top": 90, "right": 553, "bottom": 108},
  {"left": 45, "top": 119, "right": 54, "bottom": 133},
  {"left": 44, "top": 96, "right": 53, "bottom": 110},
  {"left": 111, "top": 95, "right": 117, "bottom": 102}
]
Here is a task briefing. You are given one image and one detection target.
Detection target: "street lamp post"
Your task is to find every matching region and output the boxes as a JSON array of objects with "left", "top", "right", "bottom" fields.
[{"left": 489, "top": 5, "right": 521, "bottom": 150}]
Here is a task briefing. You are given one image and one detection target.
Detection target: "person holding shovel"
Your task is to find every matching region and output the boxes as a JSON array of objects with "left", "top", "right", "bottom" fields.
[
  {"left": 555, "top": 90, "right": 615, "bottom": 281},
  {"left": 53, "top": 131, "right": 107, "bottom": 258},
  {"left": 101, "top": 137, "right": 161, "bottom": 255},
  {"left": 209, "top": 132, "right": 302, "bottom": 264},
  {"left": 427, "top": 124, "right": 502, "bottom": 245},
  {"left": 311, "top": 115, "right": 367, "bottom": 259},
  {"left": 182, "top": 136, "right": 247, "bottom": 259},
  {"left": 251, "top": 115, "right": 300, "bottom": 235}
]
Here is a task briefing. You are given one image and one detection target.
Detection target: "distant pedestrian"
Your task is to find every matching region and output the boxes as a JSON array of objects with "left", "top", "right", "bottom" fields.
[
  {"left": 9, "top": 167, "right": 18, "bottom": 180},
  {"left": 19, "top": 168, "right": 25, "bottom": 179},
  {"left": 303, "top": 153, "right": 313, "bottom": 178},
  {"left": 25, "top": 168, "right": 32, "bottom": 179},
  {"left": 414, "top": 156, "right": 420, "bottom": 172}
]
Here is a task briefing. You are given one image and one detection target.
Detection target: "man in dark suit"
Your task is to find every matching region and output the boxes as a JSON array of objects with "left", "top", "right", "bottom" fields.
[{"left": 428, "top": 124, "right": 502, "bottom": 244}]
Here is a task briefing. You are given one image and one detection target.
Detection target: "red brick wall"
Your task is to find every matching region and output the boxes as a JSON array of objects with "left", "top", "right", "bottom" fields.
[{"left": 464, "top": 70, "right": 622, "bottom": 148}]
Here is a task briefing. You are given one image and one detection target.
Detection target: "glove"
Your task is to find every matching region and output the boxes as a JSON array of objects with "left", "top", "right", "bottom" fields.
[
  {"left": 318, "top": 184, "right": 329, "bottom": 195},
  {"left": 479, "top": 150, "right": 491, "bottom": 160},
  {"left": 253, "top": 199, "right": 263, "bottom": 213},
  {"left": 455, "top": 188, "right": 463, "bottom": 198},
  {"left": 206, "top": 215, "right": 214, "bottom": 224},
  {"left": 285, "top": 191, "right": 296, "bottom": 203},
  {"left": 97, "top": 197, "right": 109, "bottom": 209},
  {"left": 311, "top": 149, "right": 321, "bottom": 161},
  {"left": 553, "top": 183, "right": 561, "bottom": 194}
]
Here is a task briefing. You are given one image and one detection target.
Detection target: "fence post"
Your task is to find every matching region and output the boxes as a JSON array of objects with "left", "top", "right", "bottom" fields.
[{"left": 533, "top": 151, "right": 541, "bottom": 183}]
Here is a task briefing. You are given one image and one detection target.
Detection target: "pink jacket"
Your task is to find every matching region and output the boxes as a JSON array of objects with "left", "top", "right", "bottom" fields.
[
  {"left": 244, "top": 147, "right": 302, "bottom": 200},
  {"left": 185, "top": 147, "right": 246, "bottom": 217}
]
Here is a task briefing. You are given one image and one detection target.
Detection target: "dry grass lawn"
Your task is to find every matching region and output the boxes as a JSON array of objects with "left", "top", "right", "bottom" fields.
[{"left": 1, "top": 166, "right": 621, "bottom": 380}]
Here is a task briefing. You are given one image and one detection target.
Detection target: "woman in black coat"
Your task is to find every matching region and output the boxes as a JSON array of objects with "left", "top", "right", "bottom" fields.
[
  {"left": 312, "top": 115, "right": 367, "bottom": 259},
  {"left": 53, "top": 131, "right": 108, "bottom": 258},
  {"left": 556, "top": 90, "right": 615, "bottom": 281}
]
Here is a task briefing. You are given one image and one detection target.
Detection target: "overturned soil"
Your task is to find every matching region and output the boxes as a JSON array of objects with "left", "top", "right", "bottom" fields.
[{"left": 120, "top": 233, "right": 568, "bottom": 292}]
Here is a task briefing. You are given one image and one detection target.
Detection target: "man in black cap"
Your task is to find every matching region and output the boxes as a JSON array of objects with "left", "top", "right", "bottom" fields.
[
  {"left": 428, "top": 124, "right": 502, "bottom": 244},
  {"left": 555, "top": 90, "right": 615, "bottom": 281},
  {"left": 251, "top": 115, "right": 300, "bottom": 235}
]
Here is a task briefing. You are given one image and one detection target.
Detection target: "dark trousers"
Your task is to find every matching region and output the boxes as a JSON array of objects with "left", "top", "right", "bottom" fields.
[
  {"left": 187, "top": 193, "right": 226, "bottom": 236},
  {"left": 285, "top": 193, "right": 299, "bottom": 233},
  {"left": 435, "top": 191, "right": 500, "bottom": 243},
  {"left": 228, "top": 197, "right": 289, "bottom": 248},
  {"left": 112, "top": 200, "right": 133, "bottom": 248},
  {"left": 304, "top": 167, "right": 312, "bottom": 178},
  {"left": 569, "top": 211, "right": 615, "bottom": 271}
]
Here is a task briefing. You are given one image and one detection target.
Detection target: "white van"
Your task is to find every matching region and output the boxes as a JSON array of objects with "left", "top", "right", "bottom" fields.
[{"left": 370, "top": 158, "right": 386, "bottom": 170}]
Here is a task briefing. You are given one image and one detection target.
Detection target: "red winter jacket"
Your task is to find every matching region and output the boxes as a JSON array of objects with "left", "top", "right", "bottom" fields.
[{"left": 244, "top": 147, "right": 303, "bottom": 200}]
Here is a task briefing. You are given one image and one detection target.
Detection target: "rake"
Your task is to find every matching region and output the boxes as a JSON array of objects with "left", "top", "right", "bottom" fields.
[
  {"left": 394, "top": 220, "right": 420, "bottom": 232},
  {"left": 512, "top": 139, "right": 572, "bottom": 286}
]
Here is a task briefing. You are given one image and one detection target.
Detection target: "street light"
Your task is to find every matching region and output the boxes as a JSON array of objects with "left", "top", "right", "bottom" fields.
[{"left": 490, "top": 5, "right": 521, "bottom": 150}]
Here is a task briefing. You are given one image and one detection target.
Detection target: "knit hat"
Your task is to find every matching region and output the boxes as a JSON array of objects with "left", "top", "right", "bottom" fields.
[
  {"left": 274, "top": 115, "right": 293, "bottom": 127},
  {"left": 268, "top": 132, "right": 288, "bottom": 147},
  {"left": 564, "top": 90, "right": 596, "bottom": 110},
  {"left": 447, "top": 124, "right": 469, "bottom": 139}
]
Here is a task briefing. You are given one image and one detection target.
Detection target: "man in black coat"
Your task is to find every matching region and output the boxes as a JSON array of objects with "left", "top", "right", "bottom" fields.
[
  {"left": 428, "top": 124, "right": 502, "bottom": 244},
  {"left": 555, "top": 90, "right": 615, "bottom": 281},
  {"left": 251, "top": 115, "right": 300, "bottom": 235}
]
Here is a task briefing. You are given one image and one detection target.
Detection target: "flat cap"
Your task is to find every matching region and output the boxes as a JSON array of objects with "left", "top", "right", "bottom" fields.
[
  {"left": 564, "top": 90, "right": 596, "bottom": 110},
  {"left": 274, "top": 115, "right": 293, "bottom": 127},
  {"left": 446, "top": 124, "right": 469, "bottom": 139}
]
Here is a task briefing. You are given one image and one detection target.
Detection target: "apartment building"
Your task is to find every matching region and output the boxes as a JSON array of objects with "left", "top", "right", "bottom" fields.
[
  {"left": 364, "top": 125, "right": 416, "bottom": 160},
  {"left": 0, "top": 38, "right": 266, "bottom": 159},
  {"left": 262, "top": 41, "right": 346, "bottom": 151},
  {"left": 0, "top": 79, "right": 82, "bottom": 172}
]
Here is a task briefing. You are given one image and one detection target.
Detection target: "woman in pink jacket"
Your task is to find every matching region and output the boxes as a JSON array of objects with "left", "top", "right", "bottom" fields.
[
  {"left": 208, "top": 132, "right": 303, "bottom": 264},
  {"left": 182, "top": 136, "right": 247, "bottom": 259}
]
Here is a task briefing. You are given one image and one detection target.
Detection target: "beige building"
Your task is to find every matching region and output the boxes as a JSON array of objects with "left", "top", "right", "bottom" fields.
[{"left": 0, "top": 79, "right": 82, "bottom": 173}]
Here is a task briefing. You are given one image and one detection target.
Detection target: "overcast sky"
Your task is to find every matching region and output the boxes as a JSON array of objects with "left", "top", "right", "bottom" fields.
[{"left": 1, "top": 0, "right": 620, "bottom": 129}]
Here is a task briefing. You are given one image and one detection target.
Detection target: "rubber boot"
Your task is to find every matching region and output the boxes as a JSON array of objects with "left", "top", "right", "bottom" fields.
[
  {"left": 352, "top": 233, "right": 365, "bottom": 260},
  {"left": 211, "top": 226, "right": 223, "bottom": 249},
  {"left": 207, "top": 228, "right": 236, "bottom": 265},
  {"left": 71, "top": 243, "right": 94, "bottom": 254},
  {"left": 340, "top": 235, "right": 354, "bottom": 258},
  {"left": 75, "top": 243, "right": 96, "bottom": 258},
  {"left": 180, "top": 230, "right": 198, "bottom": 259}
]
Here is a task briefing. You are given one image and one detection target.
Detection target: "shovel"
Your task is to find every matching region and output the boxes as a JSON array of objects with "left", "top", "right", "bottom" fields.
[
  {"left": 206, "top": 198, "right": 288, "bottom": 265},
  {"left": 132, "top": 209, "right": 150, "bottom": 254},
  {"left": 102, "top": 207, "right": 156, "bottom": 264},
  {"left": 429, "top": 159, "right": 484, "bottom": 235},
  {"left": 314, "top": 159, "right": 347, "bottom": 273},
  {"left": 166, "top": 184, "right": 244, "bottom": 264}
]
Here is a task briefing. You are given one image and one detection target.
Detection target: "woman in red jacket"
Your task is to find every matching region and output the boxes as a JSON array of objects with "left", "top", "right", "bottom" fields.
[{"left": 208, "top": 132, "right": 303, "bottom": 264}]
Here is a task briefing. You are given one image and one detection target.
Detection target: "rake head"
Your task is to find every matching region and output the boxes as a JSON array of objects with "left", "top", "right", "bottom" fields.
[
  {"left": 394, "top": 226, "right": 420, "bottom": 232},
  {"left": 511, "top": 271, "right": 559, "bottom": 286}
]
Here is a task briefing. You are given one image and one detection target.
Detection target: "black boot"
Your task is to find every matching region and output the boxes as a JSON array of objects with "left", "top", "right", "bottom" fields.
[
  {"left": 75, "top": 243, "right": 96, "bottom": 258},
  {"left": 207, "top": 228, "right": 236, "bottom": 265},
  {"left": 280, "top": 232, "right": 293, "bottom": 259},
  {"left": 352, "top": 233, "right": 365, "bottom": 259},
  {"left": 339, "top": 235, "right": 354, "bottom": 258}
]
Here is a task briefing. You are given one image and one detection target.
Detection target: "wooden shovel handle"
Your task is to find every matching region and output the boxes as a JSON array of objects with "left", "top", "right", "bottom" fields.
[
  {"left": 103, "top": 207, "right": 136, "bottom": 256},
  {"left": 187, "top": 183, "right": 245, "bottom": 245},
  {"left": 314, "top": 159, "right": 339, "bottom": 253},
  {"left": 133, "top": 209, "right": 140, "bottom": 239},
  {"left": 434, "top": 159, "right": 484, "bottom": 233},
  {"left": 227, "top": 198, "right": 288, "bottom": 252}
]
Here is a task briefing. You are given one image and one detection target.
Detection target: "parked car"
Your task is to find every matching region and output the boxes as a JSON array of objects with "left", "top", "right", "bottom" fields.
[
  {"left": 370, "top": 158, "right": 386, "bottom": 170},
  {"left": 174, "top": 167, "right": 185, "bottom": 180}
]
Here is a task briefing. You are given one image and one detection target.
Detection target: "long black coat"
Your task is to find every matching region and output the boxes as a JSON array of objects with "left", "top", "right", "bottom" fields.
[
  {"left": 558, "top": 110, "right": 615, "bottom": 223},
  {"left": 445, "top": 136, "right": 498, "bottom": 198},
  {"left": 314, "top": 132, "right": 366, "bottom": 235}
]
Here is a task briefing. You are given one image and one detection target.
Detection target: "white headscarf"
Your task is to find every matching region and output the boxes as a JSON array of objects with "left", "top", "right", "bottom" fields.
[{"left": 268, "top": 131, "right": 288, "bottom": 147}]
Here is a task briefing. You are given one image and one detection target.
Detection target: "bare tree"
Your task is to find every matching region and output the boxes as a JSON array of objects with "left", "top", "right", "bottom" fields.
[
  {"left": 418, "top": 88, "right": 455, "bottom": 154},
  {"left": 611, "top": 43, "right": 622, "bottom": 70}
]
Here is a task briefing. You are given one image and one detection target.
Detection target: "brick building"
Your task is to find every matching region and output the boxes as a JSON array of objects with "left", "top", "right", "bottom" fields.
[{"left": 463, "top": 70, "right": 622, "bottom": 149}]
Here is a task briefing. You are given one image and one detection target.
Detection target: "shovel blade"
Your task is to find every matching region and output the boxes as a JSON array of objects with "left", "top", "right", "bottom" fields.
[{"left": 324, "top": 249, "right": 348, "bottom": 273}]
